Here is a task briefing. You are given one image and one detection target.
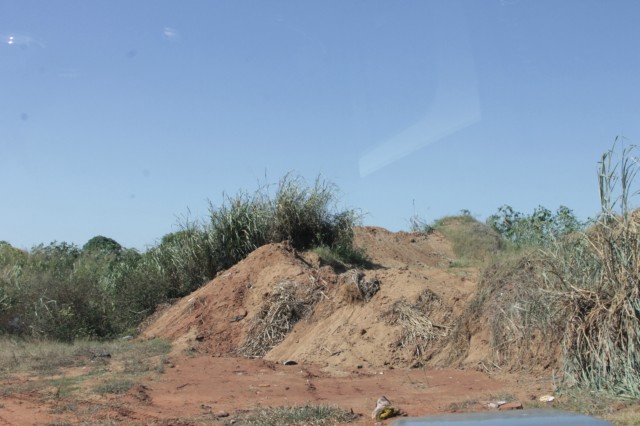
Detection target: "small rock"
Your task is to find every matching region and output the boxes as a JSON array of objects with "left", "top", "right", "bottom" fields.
[
  {"left": 216, "top": 411, "right": 230, "bottom": 418},
  {"left": 538, "top": 395, "right": 555, "bottom": 402},
  {"left": 498, "top": 402, "right": 523, "bottom": 411},
  {"left": 230, "top": 308, "right": 248, "bottom": 322},
  {"left": 357, "top": 364, "right": 363, "bottom": 369},
  {"left": 283, "top": 360, "right": 298, "bottom": 366}
]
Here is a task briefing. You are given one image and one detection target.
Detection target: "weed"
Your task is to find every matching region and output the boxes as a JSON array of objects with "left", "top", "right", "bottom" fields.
[
  {"left": 447, "top": 398, "right": 479, "bottom": 412},
  {"left": 93, "top": 377, "right": 134, "bottom": 394},
  {"left": 237, "top": 404, "right": 359, "bottom": 425}
]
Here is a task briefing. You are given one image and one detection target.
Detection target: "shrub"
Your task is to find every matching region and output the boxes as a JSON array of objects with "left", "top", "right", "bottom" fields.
[
  {"left": 147, "top": 227, "right": 215, "bottom": 298},
  {"left": 487, "top": 205, "right": 583, "bottom": 248}
]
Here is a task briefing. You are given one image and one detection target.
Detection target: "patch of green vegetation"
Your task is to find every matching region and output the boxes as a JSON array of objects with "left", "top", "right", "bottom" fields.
[
  {"left": 432, "top": 211, "right": 504, "bottom": 266},
  {"left": 312, "top": 245, "right": 369, "bottom": 269},
  {"left": 92, "top": 377, "right": 134, "bottom": 395},
  {"left": 47, "top": 376, "right": 84, "bottom": 399},
  {"left": 0, "top": 337, "right": 170, "bottom": 376},
  {"left": 238, "top": 404, "right": 359, "bottom": 426}
]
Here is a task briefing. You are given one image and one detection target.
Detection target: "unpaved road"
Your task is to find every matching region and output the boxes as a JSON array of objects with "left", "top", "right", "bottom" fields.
[{"left": 0, "top": 355, "right": 552, "bottom": 425}]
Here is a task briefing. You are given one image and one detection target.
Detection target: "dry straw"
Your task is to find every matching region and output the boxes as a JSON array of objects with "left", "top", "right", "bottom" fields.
[
  {"left": 385, "top": 289, "right": 450, "bottom": 358},
  {"left": 240, "top": 279, "right": 322, "bottom": 358}
]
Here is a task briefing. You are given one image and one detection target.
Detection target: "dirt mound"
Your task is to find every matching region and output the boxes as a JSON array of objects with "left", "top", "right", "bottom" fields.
[{"left": 141, "top": 227, "right": 486, "bottom": 370}]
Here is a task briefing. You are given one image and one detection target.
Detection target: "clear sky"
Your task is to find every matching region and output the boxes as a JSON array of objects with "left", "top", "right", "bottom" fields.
[{"left": 2, "top": 1, "right": 639, "bottom": 251}]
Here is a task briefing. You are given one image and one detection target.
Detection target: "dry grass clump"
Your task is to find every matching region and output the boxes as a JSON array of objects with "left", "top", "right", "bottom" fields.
[
  {"left": 460, "top": 251, "right": 564, "bottom": 371},
  {"left": 384, "top": 289, "right": 451, "bottom": 358},
  {"left": 544, "top": 214, "right": 640, "bottom": 395},
  {"left": 340, "top": 270, "right": 380, "bottom": 303},
  {"left": 240, "top": 280, "right": 322, "bottom": 357}
]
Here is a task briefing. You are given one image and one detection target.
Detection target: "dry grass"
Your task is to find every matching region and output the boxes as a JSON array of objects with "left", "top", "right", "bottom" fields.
[
  {"left": 0, "top": 335, "right": 171, "bottom": 407},
  {"left": 539, "top": 143, "right": 640, "bottom": 396},
  {"left": 240, "top": 280, "right": 322, "bottom": 357},
  {"left": 384, "top": 289, "right": 451, "bottom": 358},
  {"left": 340, "top": 270, "right": 380, "bottom": 303},
  {"left": 457, "top": 251, "right": 564, "bottom": 371}
]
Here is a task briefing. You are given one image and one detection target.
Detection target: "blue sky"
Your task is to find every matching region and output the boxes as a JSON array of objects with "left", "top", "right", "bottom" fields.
[{"left": 2, "top": 0, "right": 639, "bottom": 250}]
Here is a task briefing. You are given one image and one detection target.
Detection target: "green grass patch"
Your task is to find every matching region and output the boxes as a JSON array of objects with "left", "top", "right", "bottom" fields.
[
  {"left": 92, "top": 377, "right": 134, "bottom": 395},
  {"left": 238, "top": 404, "right": 359, "bottom": 425},
  {"left": 312, "top": 245, "right": 369, "bottom": 270}
]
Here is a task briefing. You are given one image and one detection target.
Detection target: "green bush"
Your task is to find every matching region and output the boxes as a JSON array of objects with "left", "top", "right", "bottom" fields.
[{"left": 487, "top": 205, "right": 583, "bottom": 248}]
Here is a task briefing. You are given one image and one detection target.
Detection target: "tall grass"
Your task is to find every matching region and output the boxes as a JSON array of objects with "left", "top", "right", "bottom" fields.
[
  {"left": 542, "top": 141, "right": 640, "bottom": 396},
  {"left": 445, "top": 140, "right": 640, "bottom": 396}
]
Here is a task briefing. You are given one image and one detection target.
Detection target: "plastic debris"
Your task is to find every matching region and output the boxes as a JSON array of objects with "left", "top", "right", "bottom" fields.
[
  {"left": 372, "top": 396, "right": 402, "bottom": 420},
  {"left": 487, "top": 400, "right": 507, "bottom": 409}
]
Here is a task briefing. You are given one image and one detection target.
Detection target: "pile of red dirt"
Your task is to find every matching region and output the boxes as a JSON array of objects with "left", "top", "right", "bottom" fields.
[{"left": 141, "top": 227, "right": 494, "bottom": 372}]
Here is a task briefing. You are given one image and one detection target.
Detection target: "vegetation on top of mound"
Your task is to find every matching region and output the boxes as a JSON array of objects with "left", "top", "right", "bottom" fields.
[
  {"left": 0, "top": 174, "right": 364, "bottom": 341},
  {"left": 432, "top": 212, "right": 504, "bottom": 266}
]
